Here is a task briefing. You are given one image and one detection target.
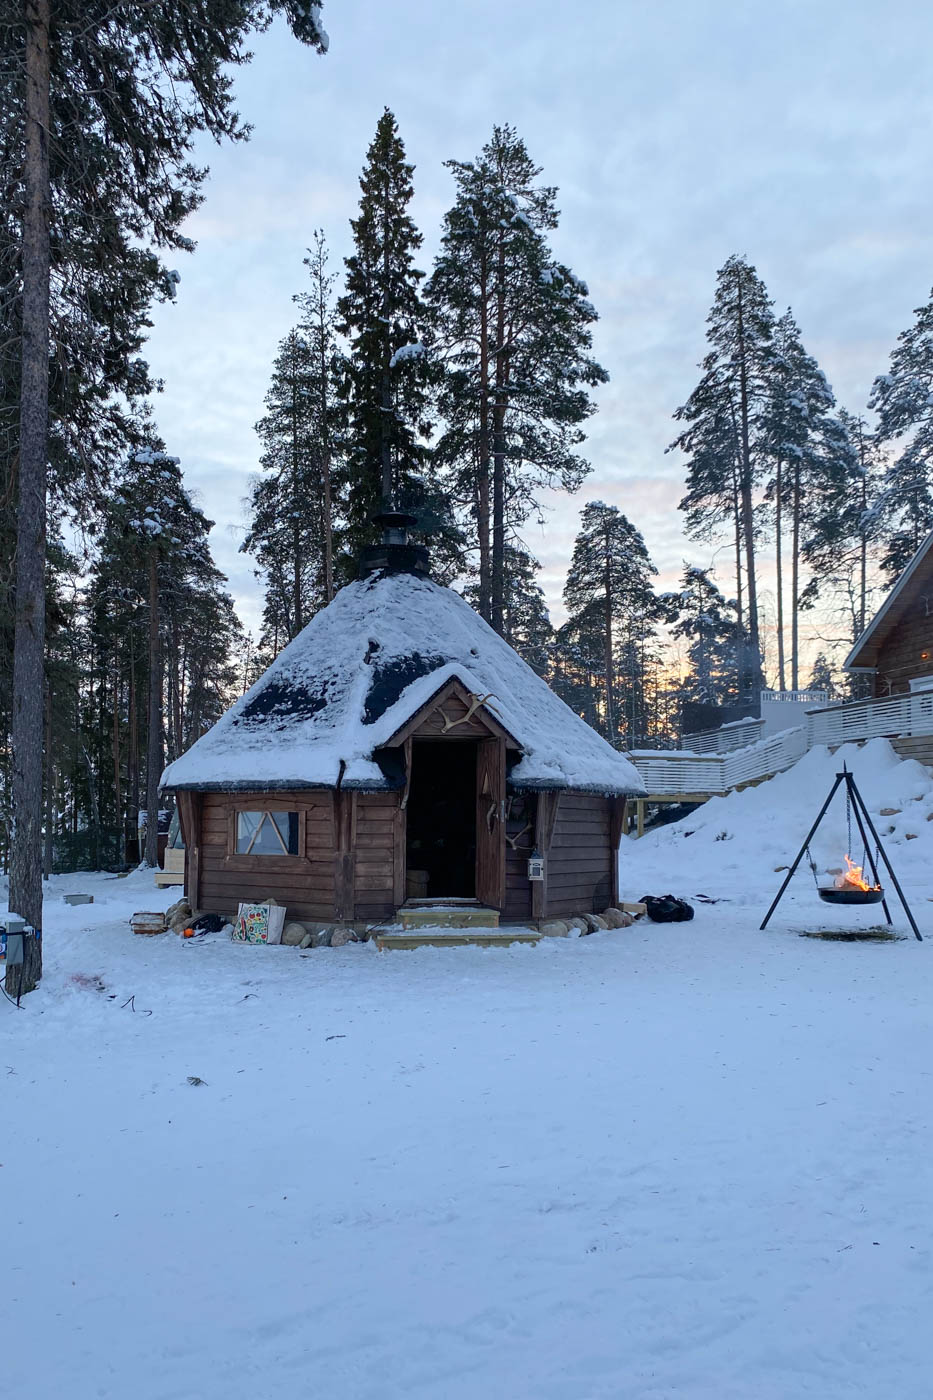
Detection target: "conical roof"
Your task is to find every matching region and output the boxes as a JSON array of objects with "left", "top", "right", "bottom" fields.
[{"left": 161, "top": 571, "right": 643, "bottom": 796}]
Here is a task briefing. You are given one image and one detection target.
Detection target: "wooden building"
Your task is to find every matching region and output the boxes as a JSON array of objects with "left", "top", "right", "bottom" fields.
[
  {"left": 845, "top": 529, "right": 933, "bottom": 697},
  {"left": 161, "top": 522, "right": 644, "bottom": 930}
]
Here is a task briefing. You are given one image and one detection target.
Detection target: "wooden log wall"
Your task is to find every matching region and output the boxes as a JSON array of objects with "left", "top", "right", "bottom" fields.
[
  {"left": 193, "top": 789, "right": 404, "bottom": 925},
  {"left": 197, "top": 791, "right": 337, "bottom": 922},
  {"left": 352, "top": 792, "right": 402, "bottom": 922},
  {"left": 502, "top": 792, "right": 536, "bottom": 924},
  {"left": 544, "top": 793, "right": 613, "bottom": 917},
  {"left": 873, "top": 588, "right": 933, "bottom": 696}
]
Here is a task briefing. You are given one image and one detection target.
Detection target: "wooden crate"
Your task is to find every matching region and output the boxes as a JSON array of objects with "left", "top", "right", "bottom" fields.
[{"left": 130, "top": 911, "right": 167, "bottom": 936}]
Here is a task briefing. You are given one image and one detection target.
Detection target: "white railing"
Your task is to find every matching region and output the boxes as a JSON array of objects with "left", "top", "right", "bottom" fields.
[
  {"left": 681, "top": 717, "right": 764, "bottom": 754},
  {"left": 760, "top": 688, "right": 828, "bottom": 705},
  {"left": 723, "top": 725, "right": 808, "bottom": 788},
  {"left": 630, "top": 690, "right": 933, "bottom": 810},
  {"left": 805, "top": 691, "right": 933, "bottom": 748},
  {"left": 628, "top": 751, "right": 726, "bottom": 795}
]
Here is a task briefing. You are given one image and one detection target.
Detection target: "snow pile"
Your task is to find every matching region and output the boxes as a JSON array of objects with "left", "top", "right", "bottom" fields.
[
  {"left": 623, "top": 739, "right": 933, "bottom": 922},
  {"left": 162, "top": 571, "right": 642, "bottom": 796}
]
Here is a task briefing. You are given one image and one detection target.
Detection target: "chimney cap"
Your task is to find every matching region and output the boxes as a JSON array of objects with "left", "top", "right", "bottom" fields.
[{"left": 373, "top": 508, "right": 418, "bottom": 535}]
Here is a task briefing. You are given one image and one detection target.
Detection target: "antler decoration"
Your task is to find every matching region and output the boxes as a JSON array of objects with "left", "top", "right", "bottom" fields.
[
  {"left": 506, "top": 821, "right": 533, "bottom": 851},
  {"left": 440, "top": 692, "right": 497, "bottom": 733}
]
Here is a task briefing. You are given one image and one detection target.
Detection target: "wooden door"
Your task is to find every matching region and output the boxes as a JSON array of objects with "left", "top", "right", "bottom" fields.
[{"left": 475, "top": 737, "right": 505, "bottom": 909}]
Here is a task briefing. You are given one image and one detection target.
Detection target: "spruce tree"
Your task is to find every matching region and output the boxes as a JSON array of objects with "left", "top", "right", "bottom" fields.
[
  {"left": 337, "top": 109, "right": 434, "bottom": 554},
  {"left": 670, "top": 565, "right": 740, "bottom": 707},
  {"left": 562, "top": 502, "right": 660, "bottom": 745},
  {"left": 671, "top": 255, "right": 775, "bottom": 700},
  {"left": 427, "top": 125, "right": 607, "bottom": 630},
  {"left": 808, "top": 653, "right": 839, "bottom": 699},
  {"left": 870, "top": 287, "right": 933, "bottom": 574}
]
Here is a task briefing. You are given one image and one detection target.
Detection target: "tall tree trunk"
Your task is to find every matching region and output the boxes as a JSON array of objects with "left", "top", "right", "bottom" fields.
[
  {"left": 317, "top": 318, "right": 335, "bottom": 602},
  {"left": 477, "top": 243, "right": 492, "bottom": 620},
  {"left": 292, "top": 517, "right": 302, "bottom": 636},
  {"left": 8, "top": 0, "right": 51, "bottom": 995},
  {"left": 291, "top": 381, "right": 303, "bottom": 633},
  {"left": 490, "top": 234, "right": 507, "bottom": 634},
  {"left": 791, "top": 462, "right": 801, "bottom": 691},
  {"left": 112, "top": 660, "right": 122, "bottom": 861},
  {"left": 730, "top": 460, "right": 745, "bottom": 700},
  {"left": 774, "top": 455, "right": 786, "bottom": 691},
  {"left": 128, "top": 653, "right": 139, "bottom": 856},
  {"left": 603, "top": 531, "right": 615, "bottom": 742},
  {"left": 735, "top": 279, "right": 762, "bottom": 696},
  {"left": 43, "top": 678, "right": 53, "bottom": 879},
  {"left": 144, "top": 548, "right": 162, "bottom": 867},
  {"left": 857, "top": 430, "right": 868, "bottom": 639},
  {"left": 380, "top": 167, "right": 393, "bottom": 506}
]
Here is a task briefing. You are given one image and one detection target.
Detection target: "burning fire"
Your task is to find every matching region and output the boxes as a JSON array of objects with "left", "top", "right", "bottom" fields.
[{"left": 834, "top": 856, "right": 879, "bottom": 893}]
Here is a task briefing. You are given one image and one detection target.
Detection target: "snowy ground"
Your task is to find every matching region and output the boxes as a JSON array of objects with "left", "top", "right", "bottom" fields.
[{"left": 4, "top": 741, "right": 933, "bottom": 1399}]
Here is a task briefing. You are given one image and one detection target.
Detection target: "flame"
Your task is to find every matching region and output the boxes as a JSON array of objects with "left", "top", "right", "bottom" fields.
[{"left": 834, "top": 855, "right": 877, "bottom": 893}]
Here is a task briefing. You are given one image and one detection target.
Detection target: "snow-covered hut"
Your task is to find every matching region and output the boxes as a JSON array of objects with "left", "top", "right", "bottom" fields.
[{"left": 161, "top": 519, "right": 644, "bottom": 930}]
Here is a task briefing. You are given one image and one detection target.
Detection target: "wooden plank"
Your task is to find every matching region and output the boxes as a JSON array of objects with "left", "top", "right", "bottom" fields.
[
  {"left": 531, "top": 791, "right": 550, "bottom": 921},
  {"left": 180, "top": 792, "right": 202, "bottom": 910},
  {"left": 352, "top": 833, "right": 396, "bottom": 850},
  {"left": 200, "top": 879, "right": 335, "bottom": 901},
  {"left": 475, "top": 735, "right": 506, "bottom": 910}
]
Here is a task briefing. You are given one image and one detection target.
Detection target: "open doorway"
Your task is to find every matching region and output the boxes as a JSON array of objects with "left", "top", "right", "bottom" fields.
[{"left": 405, "top": 740, "right": 477, "bottom": 898}]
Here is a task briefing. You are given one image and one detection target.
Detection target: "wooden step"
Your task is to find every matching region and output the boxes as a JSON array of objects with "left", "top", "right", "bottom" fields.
[
  {"left": 398, "top": 901, "right": 500, "bottom": 929},
  {"left": 375, "top": 929, "right": 539, "bottom": 951}
]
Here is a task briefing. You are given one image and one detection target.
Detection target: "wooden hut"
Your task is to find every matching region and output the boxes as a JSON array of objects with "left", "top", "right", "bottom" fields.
[
  {"left": 845, "top": 529, "right": 933, "bottom": 697},
  {"left": 161, "top": 519, "right": 644, "bottom": 932}
]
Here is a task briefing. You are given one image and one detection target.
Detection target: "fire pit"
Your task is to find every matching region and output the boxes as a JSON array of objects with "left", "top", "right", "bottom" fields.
[
  {"left": 818, "top": 856, "right": 884, "bottom": 906},
  {"left": 760, "top": 765, "right": 921, "bottom": 940}
]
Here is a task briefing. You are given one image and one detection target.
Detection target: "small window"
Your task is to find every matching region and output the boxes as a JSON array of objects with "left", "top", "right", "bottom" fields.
[{"left": 236, "top": 810, "right": 300, "bottom": 856}]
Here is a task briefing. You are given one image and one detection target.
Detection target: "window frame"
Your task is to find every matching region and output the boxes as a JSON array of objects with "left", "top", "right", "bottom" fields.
[{"left": 223, "top": 799, "right": 312, "bottom": 873}]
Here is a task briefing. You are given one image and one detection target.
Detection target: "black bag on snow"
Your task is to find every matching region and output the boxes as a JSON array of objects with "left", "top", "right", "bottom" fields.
[{"left": 639, "top": 894, "right": 695, "bottom": 923}]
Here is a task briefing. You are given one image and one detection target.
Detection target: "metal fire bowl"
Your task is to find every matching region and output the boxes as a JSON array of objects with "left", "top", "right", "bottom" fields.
[{"left": 818, "top": 887, "right": 885, "bottom": 906}]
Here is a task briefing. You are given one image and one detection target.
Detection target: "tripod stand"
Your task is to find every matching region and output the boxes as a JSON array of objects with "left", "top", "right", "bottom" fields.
[{"left": 760, "top": 766, "right": 921, "bottom": 940}]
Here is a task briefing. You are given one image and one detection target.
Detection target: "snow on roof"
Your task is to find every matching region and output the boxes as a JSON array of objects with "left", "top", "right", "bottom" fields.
[{"left": 161, "top": 571, "right": 644, "bottom": 796}]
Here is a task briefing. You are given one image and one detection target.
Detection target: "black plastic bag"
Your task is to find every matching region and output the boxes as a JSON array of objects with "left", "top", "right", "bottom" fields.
[
  {"left": 192, "top": 912, "right": 226, "bottom": 934},
  {"left": 639, "top": 894, "right": 695, "bottom": 923}
]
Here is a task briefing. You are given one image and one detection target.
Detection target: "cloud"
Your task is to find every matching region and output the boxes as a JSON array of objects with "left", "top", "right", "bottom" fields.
[{"left": 144, "top": 0, "right": 933, "bottom": 673}]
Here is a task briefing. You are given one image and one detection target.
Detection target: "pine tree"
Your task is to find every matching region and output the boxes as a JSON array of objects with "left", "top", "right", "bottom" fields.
[
  {"left": 669, "top": 565, "right": 740, "bottom": 707},
  {"left": 762, "top": 309, "right": 847, "bottom": 689},
  {"left": 337, "top": 109, "right": 435, "bottom": 553},
  {"left": 465, "top": 545, "right": 553, "bottom": 673},
  {"left": 803, "top": 410, "right": 886, "bottom": 645},
  {"left": 295, "top": 231, "right": 340, "bottom": 600},
  {"left": 243, "top": 250, "right": 343, "bottom": 649},
  {"left": 671, "top": 255, "right": 775, "bottom": 700},
  {"left": 93, "top": 444, "right": 218, "bottom": 866},
  {"left": 427, "top": 125, "right": 607, "bottom": 629},
  {"left": 2, "top": 0, "right": 329, "bottom": 987},
  {"left": 562, "top": 502, "right": 660, "bottom": 745},
  {"left": 870, "top": 287, "right": 933, "bottom": 574}
]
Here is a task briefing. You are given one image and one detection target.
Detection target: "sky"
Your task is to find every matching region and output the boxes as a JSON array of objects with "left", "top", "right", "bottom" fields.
[{"left": 145, "top": 0, "right": 933, "bottom": 675}]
